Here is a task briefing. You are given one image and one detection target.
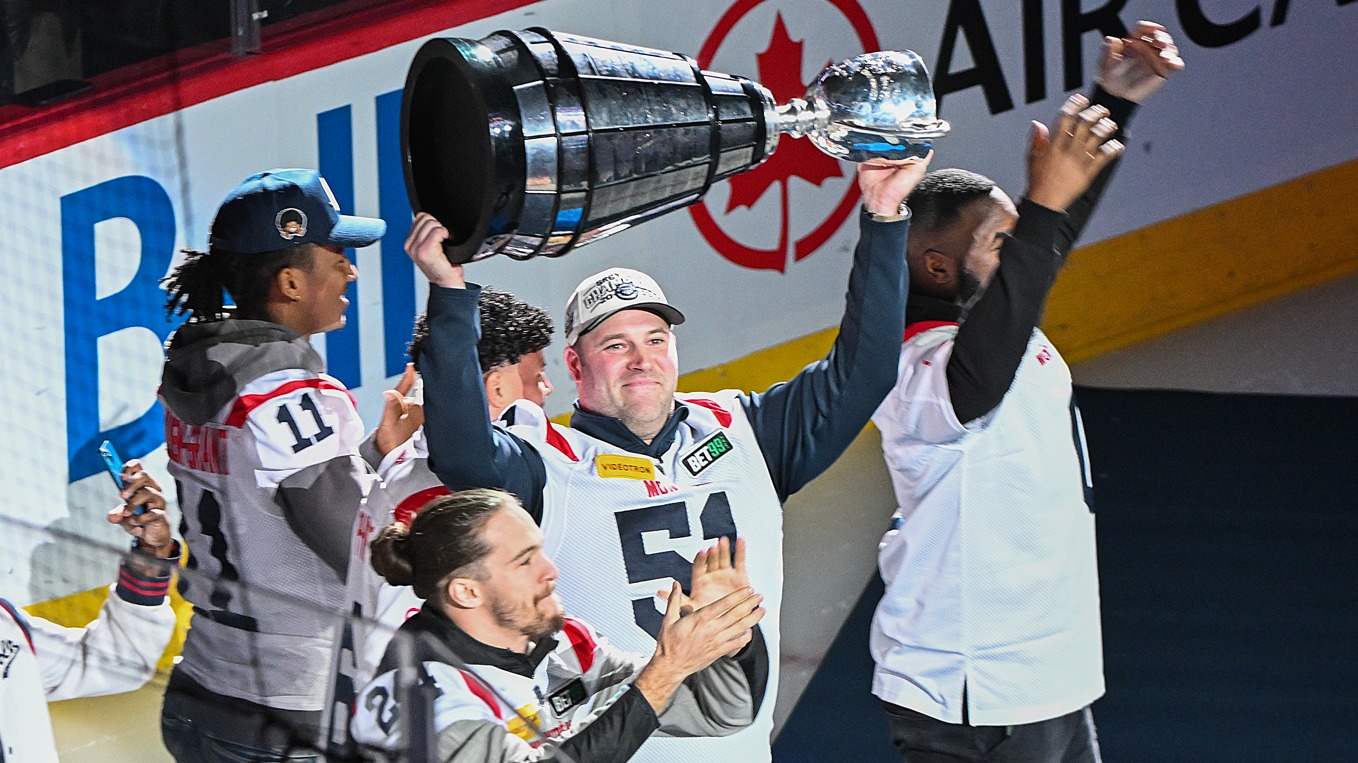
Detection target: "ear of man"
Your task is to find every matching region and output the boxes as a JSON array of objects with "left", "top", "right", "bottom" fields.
[
  {"left": 906, "top": 243, "right": 958, "bottom": 299},
  {"left": 272, "top": 245, "right": 318, "bottom": 303},
  {"left": 923, "top": 249, "right": 956, "bottom": 287},
  {"left": 484, "top": 366, "right": 512, "bottom": 412},
  {"left": 563, "top": 344, "right": 584, "bottom": 384},
  {"left": 446, "top": 576, "right": 483, "bottom": 610}
]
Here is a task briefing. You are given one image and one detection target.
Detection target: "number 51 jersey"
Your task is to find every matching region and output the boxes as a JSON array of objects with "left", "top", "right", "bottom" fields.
[
  {"left": 502, "top": 391, "right": 783, "bottom": 763},
  {"left": 161, "top": 318, "right": 380, "bottom": 711}
]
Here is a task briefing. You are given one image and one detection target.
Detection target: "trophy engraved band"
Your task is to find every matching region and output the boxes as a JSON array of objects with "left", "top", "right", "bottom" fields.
[{"left": 401, "top": 27, "right": 948, "bottom": 263}]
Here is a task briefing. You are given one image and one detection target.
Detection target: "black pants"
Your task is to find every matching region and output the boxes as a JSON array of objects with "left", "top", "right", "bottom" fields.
[
  {"left": 882, "top": 701, "right": 1101, "bottom": 763},
  {"left": 161, "top": 668, "right": 323, "bottom": 762}
]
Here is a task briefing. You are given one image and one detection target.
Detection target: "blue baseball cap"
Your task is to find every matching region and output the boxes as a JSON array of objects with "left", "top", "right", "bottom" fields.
[{"left": 209, "top": 168, "right": 386, "bottom": 254}]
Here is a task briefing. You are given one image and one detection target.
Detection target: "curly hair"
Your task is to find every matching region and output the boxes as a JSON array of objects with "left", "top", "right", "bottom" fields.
[
  {"left": 162, "top": 246, "right": 314, "bottom": 322},
  {"left": 407, "top": 286, "right": 554, "bottom": 373}
]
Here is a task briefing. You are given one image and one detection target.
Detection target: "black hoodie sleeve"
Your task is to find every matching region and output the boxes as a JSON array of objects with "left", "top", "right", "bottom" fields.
[{"left": 945, "top": 87, "right": 1137, "bottom": 425}]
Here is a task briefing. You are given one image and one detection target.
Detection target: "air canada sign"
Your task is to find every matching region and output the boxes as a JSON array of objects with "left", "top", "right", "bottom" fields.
[{"left": 691, "top": 0, "right": 880, "bottom": 272}]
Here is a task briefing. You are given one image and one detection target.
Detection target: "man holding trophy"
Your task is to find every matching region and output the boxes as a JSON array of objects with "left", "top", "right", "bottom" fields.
[
  {"left": 393, "top": 29, "right": 941, "bottom": 762},
  {"left": 390, "top": 20, "right": 1176, "bottom": 762},
  {"left": 402, "top": 159, "right": 926, "bottom": 763}
]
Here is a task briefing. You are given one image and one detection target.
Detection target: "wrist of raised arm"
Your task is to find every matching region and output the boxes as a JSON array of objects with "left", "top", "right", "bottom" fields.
[
  {"left": 1089, "top": 85, "right": 1137, "bottom": 136},
  {"left": 116, "top": 540, "right": 180, "bottom": 604},
  {"left": 1012, "top": 199, "right": 1066, "bottom": 249}
]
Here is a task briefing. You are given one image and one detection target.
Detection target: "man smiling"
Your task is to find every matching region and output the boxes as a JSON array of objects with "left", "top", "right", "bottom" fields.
[{"left": 404, "top": 156, "right": 932, "bottom": 762}]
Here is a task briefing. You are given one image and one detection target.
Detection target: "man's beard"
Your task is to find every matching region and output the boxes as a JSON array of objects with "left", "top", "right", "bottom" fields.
[
  {"left": 956, "top": 266, "right": 984, "bottom": 309},
  {"left": 492, "top": 593, "right": 565, "bottom": 643}
]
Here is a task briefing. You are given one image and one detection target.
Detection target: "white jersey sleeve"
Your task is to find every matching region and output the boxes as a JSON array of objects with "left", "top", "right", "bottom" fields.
[
  {"left": 873, "top": 326, "right": 980, "bottom": 444},
  {"left": 34, "top": 586, "right": 176, "bottom": 702}
]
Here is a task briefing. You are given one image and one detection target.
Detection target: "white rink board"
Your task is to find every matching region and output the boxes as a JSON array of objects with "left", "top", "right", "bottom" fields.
[{"left": 2, "top": 0, "right": 1357, "bottom": 601}]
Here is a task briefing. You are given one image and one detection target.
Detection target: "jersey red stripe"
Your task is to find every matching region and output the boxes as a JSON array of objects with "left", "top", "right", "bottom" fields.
[
  {"left": 903, "top": 321, "right": 959, "bottom": 343},
  {"left": 393, "top": 486, "right": 452, "bottom": 526},
  {"left": 460, "top": 670, "right": 503, "bottom": 720},
  {"left": 225, "top": 379, "right": 355, "bottom": 427},
  {"left": 683, "top": 397, "right": 733, "bottom": 428},
  {"left": 559, "top": 618, "right": 596, "bottom": 674},
  {"left": 545, "top": 424, "right": 579, "bottom": 462}
]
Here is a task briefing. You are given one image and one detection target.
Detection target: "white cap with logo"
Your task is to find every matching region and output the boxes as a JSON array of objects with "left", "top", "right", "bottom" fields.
[{"left": 563, "top": 267, "right": 686, "bottom": 345}]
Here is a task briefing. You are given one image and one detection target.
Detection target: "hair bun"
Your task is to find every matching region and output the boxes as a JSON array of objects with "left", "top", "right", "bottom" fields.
[{"left": 369, "top": 521, "right": 416, "bottom": 587}]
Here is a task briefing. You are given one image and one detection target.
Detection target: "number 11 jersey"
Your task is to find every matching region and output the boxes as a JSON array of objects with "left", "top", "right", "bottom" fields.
[{"left": 161, "top": 318, "right": 380, "bottom": 711}]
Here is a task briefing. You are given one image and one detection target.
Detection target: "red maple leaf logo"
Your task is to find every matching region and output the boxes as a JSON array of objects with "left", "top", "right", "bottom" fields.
[{"left": 725, "top": 14, "right": 845, "bottom": 214}]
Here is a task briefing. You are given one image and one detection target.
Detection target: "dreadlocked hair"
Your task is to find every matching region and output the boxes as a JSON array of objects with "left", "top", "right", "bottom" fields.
[
  {"left": 162, "top": 246, "right": 315, "bottom": 322},
  {"left": 407, "top": 286, "right": 554, "bottom": 374}
]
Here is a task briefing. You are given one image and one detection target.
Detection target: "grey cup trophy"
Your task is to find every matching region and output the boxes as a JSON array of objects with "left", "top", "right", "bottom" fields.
[{"left": 401, "top": 28, "right": 948, "bottom": 263}]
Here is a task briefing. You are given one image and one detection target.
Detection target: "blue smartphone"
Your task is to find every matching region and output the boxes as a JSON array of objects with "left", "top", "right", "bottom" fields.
[{"left": 99, "top": 440, "right": 145, "bottom": 515}]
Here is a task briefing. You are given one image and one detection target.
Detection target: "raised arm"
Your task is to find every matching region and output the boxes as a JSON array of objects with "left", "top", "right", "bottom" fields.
[
  {"left": 740, "top": 155, "right": 932, "bottom": 500},
  {"left": 1060, "top": 20, "right": 1185, "bottom": 253},
  {"left": 945, "top": 24, "right": 1184, "bottom": 425},
  {"left": 31, "top": 465, "right": 179, "bottom": 701},
  {"left": 406, "top": 214, "right": 548, "bottom": 517}
]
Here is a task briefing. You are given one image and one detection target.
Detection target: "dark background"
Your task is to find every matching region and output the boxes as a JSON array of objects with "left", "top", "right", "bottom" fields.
[{"left": 775, "top": 387, "right": 1358, "bottom": 762}]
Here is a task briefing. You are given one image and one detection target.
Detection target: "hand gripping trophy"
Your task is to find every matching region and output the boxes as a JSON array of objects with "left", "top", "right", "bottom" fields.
[{"left": 400, "top": 28, "right": 948, "bottom": 263}]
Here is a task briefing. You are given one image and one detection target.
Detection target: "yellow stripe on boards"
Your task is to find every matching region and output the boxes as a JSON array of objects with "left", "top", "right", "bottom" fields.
[
  {"left": 25, "top": 582, "right": 194, "bottom": 673},
  {"left": 667, "top": 156, "right": 1358, "bottom": 389},
  {"left": 1047, "top": 158, "right": 1358, "bottom": 363},
  {"left": 678, "top": 329, "right": 838, "bottom": 395}
]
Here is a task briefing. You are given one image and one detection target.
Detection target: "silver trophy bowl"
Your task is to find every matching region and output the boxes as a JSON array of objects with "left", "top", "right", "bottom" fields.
[{"left": 770, "top": 50, "right": 950, "bottom": 163}]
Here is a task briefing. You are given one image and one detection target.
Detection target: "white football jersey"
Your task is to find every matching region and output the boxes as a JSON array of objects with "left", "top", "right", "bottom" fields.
[
  {"left": 165, "top": 359, "right": 379, "bottom": 710},
  {"left": 353, "top": 616, "right": 647, "bottom": 757},
  {"left": 322, "top": 427, "right": 448, "bottom": 752},
  {"left": 501, "top": 392, "right": 784, "bottom": 763},
  {"left": 871, "top": 325, "right": 1103, "bottom": 725}
]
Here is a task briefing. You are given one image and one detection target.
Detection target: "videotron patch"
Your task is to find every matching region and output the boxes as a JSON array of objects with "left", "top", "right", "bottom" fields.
[
  {"left": 683, "top": 431, "right": 733, "bottom": 476},
  {"left": 595, "top": 453, "right": 656, "bottom": 480}
]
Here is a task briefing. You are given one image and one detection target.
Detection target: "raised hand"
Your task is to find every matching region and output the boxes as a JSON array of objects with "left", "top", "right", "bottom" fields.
[
  {"left": 687, "top": 536, "right": 749, "bottom": 611},
  {"left": 654, "top": 536, "right": 749, "bottom": 614},
  {"left": 857, "top": 151, "right": 934, "bottom": 217},
  {"left": 405, "top": 212, "right": 466, "bottom": 289},
  {"left": 1097, "top": 20, "right": 1185, "bottom": 103},
  {"left": 634, "top": 583, "right": 765, "bottom": 713},
  {"left": 1025, "top": 95, "right": 1125, "bottom": 213}
]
